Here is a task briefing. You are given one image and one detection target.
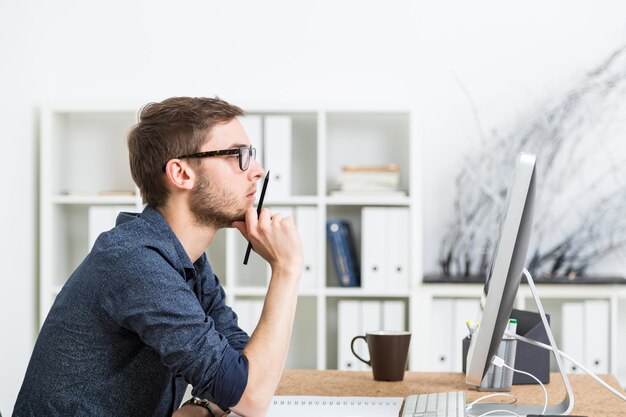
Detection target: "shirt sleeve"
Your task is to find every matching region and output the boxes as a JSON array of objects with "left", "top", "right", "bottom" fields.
[
  {"left": 198, "top": 271, "right": 250, "bottom": 352},
  {"left": 100, "top": 247, "right": 248, "bottom": 410}
]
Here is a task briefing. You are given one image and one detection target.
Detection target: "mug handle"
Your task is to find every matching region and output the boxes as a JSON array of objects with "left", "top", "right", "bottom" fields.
[{"left": 350, "top": 335, "right": 370, "bottom": 366}]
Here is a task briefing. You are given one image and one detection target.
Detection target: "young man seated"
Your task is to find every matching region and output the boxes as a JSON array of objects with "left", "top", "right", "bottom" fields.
[{"left": 14, "top": 97, "right": 303, "bottom": 417}]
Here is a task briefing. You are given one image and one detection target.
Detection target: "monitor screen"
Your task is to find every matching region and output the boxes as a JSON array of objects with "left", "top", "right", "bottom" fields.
[{"left": 465, "top": 152, "right": 537, "bottom": 386}]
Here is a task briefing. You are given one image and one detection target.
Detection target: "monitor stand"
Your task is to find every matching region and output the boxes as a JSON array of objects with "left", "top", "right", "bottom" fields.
[{"left": 469, "top": 268, "right": 575, "bottom": 416}]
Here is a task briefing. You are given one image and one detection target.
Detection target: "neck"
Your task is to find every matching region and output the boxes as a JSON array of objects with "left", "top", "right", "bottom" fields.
[{"left": 156, "top": 199, "right": 217, "bottom": 263}]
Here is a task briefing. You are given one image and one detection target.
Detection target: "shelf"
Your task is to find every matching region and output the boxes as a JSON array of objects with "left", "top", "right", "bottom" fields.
[
  {"left": 324, "top": 195, "right": 411, "bottom": 206},
  {"left": 419, "top": 282, "right": 626, "bottom": 299},
  {"left": 423, "top": 274, "right": 626, "bottom": 285},
  {"left": 231, "top": 287, "right": 268, "bottom": 297},
  {"left": 52, "top": 194, "right": 138, "bottom": 205},
  {"left": 264, "top": 195, "right": 319, "bottom": 206},
  {"left": 324, "top": 287, "right": 410, "bottom": 298},
  {"left": 232, "top": 287, "right": 320, "bottom": 297}
]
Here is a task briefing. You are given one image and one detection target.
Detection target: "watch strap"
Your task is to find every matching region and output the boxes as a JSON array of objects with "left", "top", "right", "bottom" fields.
[{"left": 181, "top": 397, "right": 216, "bottom": 417}]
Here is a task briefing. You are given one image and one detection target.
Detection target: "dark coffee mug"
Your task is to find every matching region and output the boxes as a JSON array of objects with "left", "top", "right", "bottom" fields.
[{"left": 351, "top": 331, "right": 411, "bottom": 381}]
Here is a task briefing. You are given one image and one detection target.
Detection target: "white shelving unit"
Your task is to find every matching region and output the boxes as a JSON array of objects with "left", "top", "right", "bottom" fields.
[
  {"left": 39, "top": 107, "right": 144, "bottom": 325},
  {"left": 39, "top": 104, "right": 625, "bottom": 388},
  {"left": 415, "top": 283, "right": 626, "bottom": 388}
]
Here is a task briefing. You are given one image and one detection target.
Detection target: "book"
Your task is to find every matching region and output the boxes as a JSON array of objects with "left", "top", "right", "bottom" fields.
[
  {"left": 342, "top": 163, "right": 400, "bottom": 173},
  {"left": 337, "top": 172, "right": 400, "bottom": 189},
  {"left": 336, "top": 164, "right": 402, "bottom": 192},
  {"left": 231, "top": 396, "right": 404, "bottom": 417},
  {"left": 326, "top": 219, "right": 360, "bottom": 287},
  {"left": 330, "top": 190, "right": 408, "bottom": 198}
]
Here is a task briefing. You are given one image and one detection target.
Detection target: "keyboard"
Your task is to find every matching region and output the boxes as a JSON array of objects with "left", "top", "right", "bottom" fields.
[{"left": 401, "top": 391, "right": 466, "bottom": 417}]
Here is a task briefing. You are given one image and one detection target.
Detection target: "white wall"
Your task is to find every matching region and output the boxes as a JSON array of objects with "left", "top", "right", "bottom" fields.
[
  {"left": 0, "top": 1, "right": 418, "bottom": 413},
  {"left": 415, "top": 2, "right": 626, "bottom": 275},
  {"left": 1, "top": 0, "right": 625, "bottom": 414}
]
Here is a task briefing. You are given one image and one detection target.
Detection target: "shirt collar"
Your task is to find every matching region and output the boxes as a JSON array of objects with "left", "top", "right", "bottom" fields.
[{"left": 139, "top": 205, "right": 202, "bottom": 281}]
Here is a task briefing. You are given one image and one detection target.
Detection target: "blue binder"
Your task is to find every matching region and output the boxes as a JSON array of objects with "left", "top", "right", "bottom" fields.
[{"left": 326, "top": 219, "right": 360, "bottom": 287}]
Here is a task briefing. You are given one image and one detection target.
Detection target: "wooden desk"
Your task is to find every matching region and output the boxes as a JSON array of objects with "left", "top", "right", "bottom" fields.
[{"left": 277, "top": 370, "right": 626, "bottom": 416}]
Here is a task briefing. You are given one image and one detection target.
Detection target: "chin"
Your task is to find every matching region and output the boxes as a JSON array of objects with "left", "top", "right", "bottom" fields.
[{"left": 233, "top": 211, "right": 246, "bottom": 223}]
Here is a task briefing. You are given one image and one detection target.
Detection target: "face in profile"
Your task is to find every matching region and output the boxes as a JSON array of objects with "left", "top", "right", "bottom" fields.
[{"left": 189, "top": 167, "right": 249, "bottom": 229}]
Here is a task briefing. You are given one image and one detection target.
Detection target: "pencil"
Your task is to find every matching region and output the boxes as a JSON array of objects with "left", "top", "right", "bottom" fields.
[{"left": 243, "top": 170, "right": 270, "bottom": 265}]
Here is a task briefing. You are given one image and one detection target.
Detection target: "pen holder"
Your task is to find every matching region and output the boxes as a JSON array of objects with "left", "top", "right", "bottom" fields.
[
  {"left": 477, "top": 336, "right": 517, "bottom": 391},
  {"left": 463, "top": 309, "right": 551, "bottom": 385}
]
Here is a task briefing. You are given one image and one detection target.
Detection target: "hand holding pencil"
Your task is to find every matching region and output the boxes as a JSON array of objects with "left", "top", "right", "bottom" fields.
[{"left": 232, "top": 171, "right": 303, "bottom": 273}]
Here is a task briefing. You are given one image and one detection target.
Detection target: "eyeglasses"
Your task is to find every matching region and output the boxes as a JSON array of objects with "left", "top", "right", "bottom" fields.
[{"left": 162, "top": 146, "right": 257, "bottom": 172}]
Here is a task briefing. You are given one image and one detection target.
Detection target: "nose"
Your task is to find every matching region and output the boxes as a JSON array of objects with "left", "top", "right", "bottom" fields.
[{"left": 248, "top": 156, "right": 265, "bottom": 181}]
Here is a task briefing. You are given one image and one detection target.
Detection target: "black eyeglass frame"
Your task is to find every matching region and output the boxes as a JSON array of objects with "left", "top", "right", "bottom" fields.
[{"left": 162, "top": 146, "right": 257, "bottom": 172}]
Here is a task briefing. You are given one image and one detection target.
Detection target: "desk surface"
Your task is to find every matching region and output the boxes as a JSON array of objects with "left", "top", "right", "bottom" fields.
[{"left": 277, "top": 370, "right": 626, "bottom": 416}]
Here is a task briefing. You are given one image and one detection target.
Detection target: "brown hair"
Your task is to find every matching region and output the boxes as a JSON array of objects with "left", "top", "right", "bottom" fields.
[{"left": 127, "top": 97, "right": 244, "bottom": 207}]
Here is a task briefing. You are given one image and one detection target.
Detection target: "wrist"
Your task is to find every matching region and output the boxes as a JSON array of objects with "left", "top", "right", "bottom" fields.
[
  {"left": 181, "top": 397, "right": 217, "bottom": 417},
  {"left": 270, "top": 260, "right": 303, "bottom": 278}
]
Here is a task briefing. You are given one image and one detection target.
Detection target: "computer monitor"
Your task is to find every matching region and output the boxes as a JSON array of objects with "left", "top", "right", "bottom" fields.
[
  {"left": 464, "top": 152, "right": 574, "bottom": 416},
  {"left": 465, "top": 152, "right": 536, "bottom": 386}
]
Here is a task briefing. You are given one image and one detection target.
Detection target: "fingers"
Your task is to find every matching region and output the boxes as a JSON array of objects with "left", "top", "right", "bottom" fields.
[
  {"left": 270, "top": 213, "right": 285, "bottom": 223},
  {"left": 234, "top": 208, "right": 293, "bottom": 243}
]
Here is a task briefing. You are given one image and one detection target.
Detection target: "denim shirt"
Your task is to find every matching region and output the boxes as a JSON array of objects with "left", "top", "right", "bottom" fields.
[{"left": 14, "top": 206, "right": 250, "bottom": 417}]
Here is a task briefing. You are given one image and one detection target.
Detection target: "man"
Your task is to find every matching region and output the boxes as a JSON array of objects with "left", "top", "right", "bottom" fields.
[{"left": 14, "top": 97, "right": 303, "bottom": 417}]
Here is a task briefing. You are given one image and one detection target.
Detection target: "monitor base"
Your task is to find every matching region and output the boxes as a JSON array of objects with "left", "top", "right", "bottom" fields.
[{"left": 468, "top": 268, "right": 575, "bottom": 416}]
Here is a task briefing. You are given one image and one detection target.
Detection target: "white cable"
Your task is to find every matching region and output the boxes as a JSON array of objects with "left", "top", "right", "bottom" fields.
[
  {"left": 507, "top": 330, "right": 626, "bottom": 402},
  {"left": 467, "top": 356, "right": 547, "bottom": 417},
  {"left": 467, "top": 393, "right": 518, "bottom": 409},
  {"left": 500, "top": 361, "right": 548, "bottom": 415},
  {"left": 473, "top": 410, "right": 522, "bottom": 417}
]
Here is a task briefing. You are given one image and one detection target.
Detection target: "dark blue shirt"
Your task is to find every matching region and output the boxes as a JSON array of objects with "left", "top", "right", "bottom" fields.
[{"left": 14, "top": 206, "right": 250, "bottom": 417}]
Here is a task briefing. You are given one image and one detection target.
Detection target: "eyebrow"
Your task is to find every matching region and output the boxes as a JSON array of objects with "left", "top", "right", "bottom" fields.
[{"left": 198, "top": 143, "right": 251, "bottom": 153}]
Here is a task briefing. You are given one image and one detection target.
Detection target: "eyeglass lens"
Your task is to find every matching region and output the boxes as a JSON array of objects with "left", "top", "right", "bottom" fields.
[{"left": 240, "top": 147, "right": 256, "bottom": 171}]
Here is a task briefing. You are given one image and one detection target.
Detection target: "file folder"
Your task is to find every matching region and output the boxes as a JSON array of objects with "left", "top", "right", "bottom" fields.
[
  {"left": 296, "top": 206, "right": 318, "bottom": 290},
  {"left": 584, "top": 299, "right": 609, "bottom": 373},
  {"left": 338, "top": 300, "right": 361, "bottom": 371},
  {"left": 238, "top": 115, "right": 263, "bottom": 167},
  {"left": 382, "top": 300, "right": 406, "bottom": 332},
  {"left": 430, "top": 299, "right": 454, "bottom": 371},
  {"left": 264, "top": 116, "right": 292, "bottom": 198},
  {"left": 562, "top": 302, "right": 584, "bottom": 373},
  {"left": 361, "top": 208, "right": 386, "bottom": 291},
  {"left": 386, "top": 207, "right": 409, "bottom": 291}
]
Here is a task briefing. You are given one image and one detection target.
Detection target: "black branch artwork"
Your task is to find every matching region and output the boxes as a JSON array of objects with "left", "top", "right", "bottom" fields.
[{"left": 440, "top": 45, "right": 626, "bottom": 280}]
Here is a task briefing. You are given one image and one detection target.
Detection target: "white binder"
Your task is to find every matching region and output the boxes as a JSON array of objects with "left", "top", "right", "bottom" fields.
[
  {"left": 237, "top": 115, "right": 263, "bottom": 167},
  {"left": 361, "top": 208, "right": 386, "bottom": 291},
  {"left": 88, "top": 205, "right": 134, "bottom": 250},
  {"left": 382, "top": 300, "right": 406, "bottom": 332},
  {"left": 295, "top": 206, "right": 318, "bottom": 290},
  {"left": 561, "top": 302, "right": 585, "bottom": 373},
  {"left": 359, "top": 300, "right": 382, "bottom": 371},
  {"left": 233, "top": 299, "right": 264, "bottom": 336},
  {"left": 264, "top": 116, "right": 292, "bottom": 198},
  {"left": 430, "top": 299, "right": 453, "bottom": 371},
  {"left": 584, "top": 299, "right": 609, "bottom": 373},
  {"left": 233, "top": 299, "right": 253, "bottom": 335},
  {"left": 361, "top": 301, "right": 382, "bottom": 334},
  {"left": 452, "top": 299, "right": 479, "bottom": 372},
  {"left": 361, "top": 207, "right": 410, "bottom": 292},
  {"left": 386, "top": 207, "right": 409, "bottom": 291},
  {"left": 338, "top": 300, "right": 361, "bottom": 371}
]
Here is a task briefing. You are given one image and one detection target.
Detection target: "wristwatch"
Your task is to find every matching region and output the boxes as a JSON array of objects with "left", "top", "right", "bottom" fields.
[{"left": 181, "top": 397, "right": 216, "bottom": 417}]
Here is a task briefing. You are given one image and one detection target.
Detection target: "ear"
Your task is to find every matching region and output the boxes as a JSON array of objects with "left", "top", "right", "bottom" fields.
[{"left": 163, "top": 159, "right": 196, "bottom": 191}]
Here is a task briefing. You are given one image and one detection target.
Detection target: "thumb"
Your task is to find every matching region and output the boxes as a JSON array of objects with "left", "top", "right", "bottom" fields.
[{"left": 232, "top": 220, "right": 249, "bottom": 240}]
